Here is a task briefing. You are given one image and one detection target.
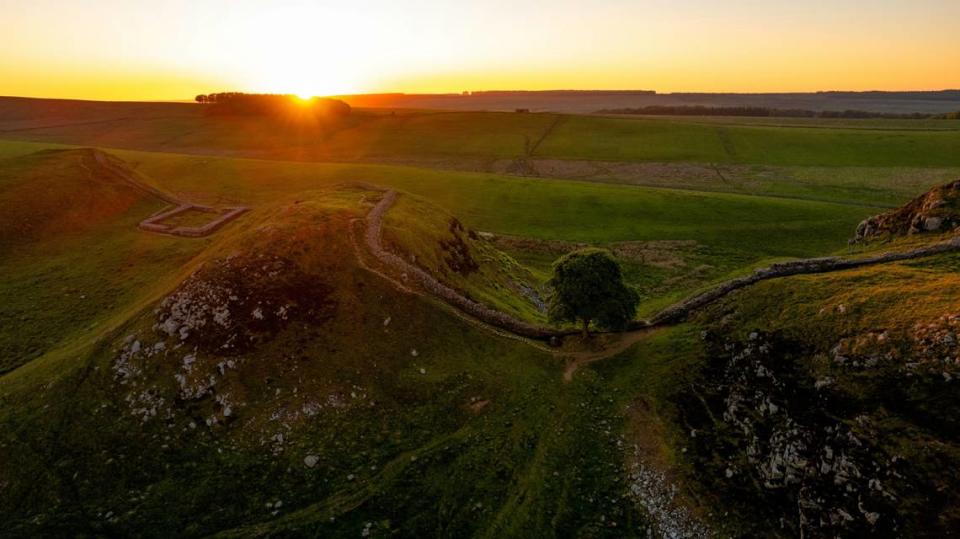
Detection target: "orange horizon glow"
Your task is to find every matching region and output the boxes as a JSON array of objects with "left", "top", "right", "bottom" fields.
[{"left": 3, "top": 0, "right": 960, "bottom": 102}]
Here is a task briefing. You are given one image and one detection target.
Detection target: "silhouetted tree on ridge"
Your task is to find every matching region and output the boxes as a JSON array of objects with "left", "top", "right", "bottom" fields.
[{"left": 193, "top": 92, "right": 351, "bottom": 119}]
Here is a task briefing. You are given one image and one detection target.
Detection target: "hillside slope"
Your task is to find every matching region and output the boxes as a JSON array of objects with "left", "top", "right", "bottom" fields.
[
  {"left": 0, "top": 148, "right": 157, "bottom": 254},
  {"left": 0, "top": 185, "right": 651, "bottom": 537},
  {"left": 381, "top": 192, "right": 546, "bottom": 323},
  {"left": 650, "top": 184, "right": 960, "bottom": 536},
  {"left": 6, "top": 149, "right": 960, "bottom": 537},
  {"left": 0, "top": 149, "right": 207, "bottom": 374}
]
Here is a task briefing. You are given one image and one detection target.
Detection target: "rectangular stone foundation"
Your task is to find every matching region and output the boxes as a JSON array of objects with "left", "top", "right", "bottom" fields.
[{"left": 139, "top": 204, "right": 248, "bottom": 237}]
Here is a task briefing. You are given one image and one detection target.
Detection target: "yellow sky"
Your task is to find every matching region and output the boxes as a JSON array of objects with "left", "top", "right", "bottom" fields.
[{"left": 3, "top": 0, "right": 959, "bottom": 101}]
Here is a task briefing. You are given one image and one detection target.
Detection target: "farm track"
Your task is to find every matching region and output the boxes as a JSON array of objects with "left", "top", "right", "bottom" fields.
[
  {"left": 527, "top": 114, "right": 566, "bottom": 157},
  {"left": 356, "top": 188, "right": 960, "bottom": 379},
  {"left": 505, "top": 115, "right": 568, "bottom": 176},
  {"left": 716, "top": 127, "right": 738, "bottom": 160}
]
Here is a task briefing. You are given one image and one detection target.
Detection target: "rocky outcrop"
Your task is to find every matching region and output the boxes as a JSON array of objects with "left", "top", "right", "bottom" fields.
[
  {"left": 852, "top": 179, "right": 960, "bottom": 243},
  {"left": 676, "top": 328, "right": 960, "bottom": 536}
]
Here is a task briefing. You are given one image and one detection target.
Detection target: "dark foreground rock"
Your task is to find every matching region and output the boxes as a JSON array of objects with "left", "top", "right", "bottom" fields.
[{"left": 673, "top": 329, "right": 960, "bottom": 537}]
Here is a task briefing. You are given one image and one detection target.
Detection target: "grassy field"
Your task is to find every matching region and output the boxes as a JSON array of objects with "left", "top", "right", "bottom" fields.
[
  {"left": 3, "top": 99, "right": 960, "bottom": 536},
  {"left": 0, "top": 139, "right": 876, "bottom": 256},
  {"left": 4, "top": 101, "right": 958, "bottom": 214},
  {"left": 595, "top": 113, "right": 960, "bottom": 130},
  {"left": 114, "top": 146, "right": 875, "bottom": 255},
  {"left": 0, "top": 138, "right": 881, "bottom": 350},
  {"left": 537, "top": 115, "right": 960, "bottom": 166},
  {"left": 117, "top": 143, "right": 882, "bottom": 322},
  {"left": 0, "top": 134, "right": 880, "bottom": 371},
  {"left": 0, "top": 109, "right": 552, "bottom": 162},
  {"left": 4, "top": 102, "right": 960, "bottom": 168}
]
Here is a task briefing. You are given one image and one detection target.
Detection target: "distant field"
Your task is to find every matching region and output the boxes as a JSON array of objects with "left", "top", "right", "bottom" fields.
[
  {"left": 2, "top": 98, "right": 953, "bottom": 330},
  {"left": 537, "top": 115, "right": 960, "bottom": 166},
  {"left": 3, "top": 98, "right": 960, "bottom": 169},
  {"left": 599, "top": 113, "right": 960, "bottom": 130},
  {"left": 335, "top": 90, "right": 960, "bottom": 114}
]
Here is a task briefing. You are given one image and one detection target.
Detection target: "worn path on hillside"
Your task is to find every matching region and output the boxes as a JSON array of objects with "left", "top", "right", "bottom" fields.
[{"left": 357, "top": 189, "right": 960, "bottom": 379}]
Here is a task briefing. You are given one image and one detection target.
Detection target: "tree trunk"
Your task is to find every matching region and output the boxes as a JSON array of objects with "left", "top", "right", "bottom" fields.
[{"left": 581, "top": 318, "right": 590, "bottom": 339}]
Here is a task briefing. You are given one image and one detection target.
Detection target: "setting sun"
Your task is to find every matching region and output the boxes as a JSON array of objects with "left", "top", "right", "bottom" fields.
[{"left": 4, "top": 0, "right": 959, "bottom": 100}]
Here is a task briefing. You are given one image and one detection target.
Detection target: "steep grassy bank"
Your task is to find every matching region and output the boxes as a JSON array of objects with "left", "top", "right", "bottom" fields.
[
  {"left": 0, "top": 185, "right": 647, "bottom": 537},
  {"left": 0, "top": 149, "right": 209, "bottom": 373}
]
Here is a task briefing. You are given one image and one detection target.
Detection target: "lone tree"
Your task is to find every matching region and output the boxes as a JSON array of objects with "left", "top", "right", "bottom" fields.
[{"left": 547, "top": 248, "right": 639, "bottom": 337}]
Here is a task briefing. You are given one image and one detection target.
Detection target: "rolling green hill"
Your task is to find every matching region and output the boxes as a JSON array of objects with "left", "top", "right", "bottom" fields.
[
  {"left": 0, "top": 139, "right": 883, "bottom": 322},
  {"left": 0, "top": 149, "right": 207, "bottom": 374},
  {"left": 0, "top": 182, "right": 646, "bottom": 537},
  {"left": 4, "top": 97, "right": 958, "bottom": 215},
  {"left": 3, "top": 98, "right": 960, "bottom": 537}
]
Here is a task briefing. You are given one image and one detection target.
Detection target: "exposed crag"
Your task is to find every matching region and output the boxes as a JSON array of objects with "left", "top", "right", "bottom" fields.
[
  {"left": 853, "top": 179, "right": 960, "bottom": 243},
  {"left": 670, "top": 249, "right": 960, "bottom": 536}
]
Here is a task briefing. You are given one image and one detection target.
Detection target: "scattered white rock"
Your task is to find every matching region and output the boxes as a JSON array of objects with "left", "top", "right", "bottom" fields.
[{"left": 627, "top": 456, "right": 710, "bottom": 539}]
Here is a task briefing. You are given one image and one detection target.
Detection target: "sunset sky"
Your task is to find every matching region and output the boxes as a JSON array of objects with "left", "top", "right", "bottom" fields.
[{"left": 4, "top": 0, "right": 960, "bottom": 101}]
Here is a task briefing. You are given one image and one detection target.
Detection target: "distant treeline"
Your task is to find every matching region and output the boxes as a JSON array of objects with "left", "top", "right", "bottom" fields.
[
  {"left": 195, "top": 92, "right": 351, "bottom": 118},
  {"left": 598, "top": 105, "right": 960, "bottom": 120},
  {"left": 466, "top": 90, "right": 656, "bottom": 97},
  {"left": 812, "top": 90, "right": 960, "bottom": 101}
]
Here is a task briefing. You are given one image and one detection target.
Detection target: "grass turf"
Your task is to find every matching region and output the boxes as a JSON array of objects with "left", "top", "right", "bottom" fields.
[
  {"left": 4, "top": 107, "right": 960, "bottom": 168},
  {"left": 537, "top": 115, "right": 960, "bottom": 166}
]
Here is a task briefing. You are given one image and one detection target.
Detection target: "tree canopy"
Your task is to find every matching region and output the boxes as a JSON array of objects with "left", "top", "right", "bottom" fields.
[
  {"left": 194, "top": 92, "right": 351, "bottom": 119},
  {"left": 547, "top": 248, "right": 638, "bottom": 336}
]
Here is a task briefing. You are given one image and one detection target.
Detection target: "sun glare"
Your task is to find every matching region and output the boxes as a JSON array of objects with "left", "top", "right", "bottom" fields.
[{"left": 226, "top": 5, "right": 365, "bottom": 99}]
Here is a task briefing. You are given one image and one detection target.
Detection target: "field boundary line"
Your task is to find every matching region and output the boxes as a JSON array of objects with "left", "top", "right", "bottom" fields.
[{"left": 527, "top": 114, "right": 565, "bottom": 157}]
